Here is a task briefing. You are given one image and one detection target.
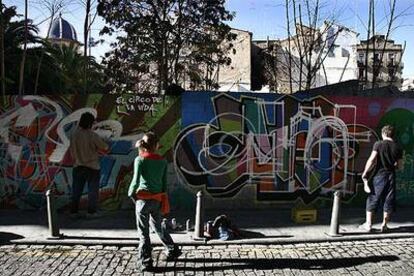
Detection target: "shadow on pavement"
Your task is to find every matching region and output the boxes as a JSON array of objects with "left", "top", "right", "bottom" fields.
[
  {"left": 238, "top": 229, "right": 267, "bottom": 238},
  {"left": 153, "top": 255, "right": 399, "bottom": 272},
  {"left": 203, "top": 229, "right": 293, "bottom": 241},
  {"left": 61, "top": 235, "right": 138, "bottom": 241},
  {"left": 0, "top": 232, "right": 24, "bottom": 245},
  {"left": 389, "top": 226, "right": 414, "bottom": 233},
  {"left": 239, "top": 234, "right": 294, "bottom": 239},
  {"left": 341, "top": 225, "right": 414, "bottom": 236}
]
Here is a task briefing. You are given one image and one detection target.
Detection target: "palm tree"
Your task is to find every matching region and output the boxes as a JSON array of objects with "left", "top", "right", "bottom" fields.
[
  {"left": 2, "top": 5, "right": 39, "bottom": 93},
  {"left": 2, "top": 4, "right": 106, "bottom": 94},
  {"left": 43, "top": 42, "right": 105, "bottom": 93}
]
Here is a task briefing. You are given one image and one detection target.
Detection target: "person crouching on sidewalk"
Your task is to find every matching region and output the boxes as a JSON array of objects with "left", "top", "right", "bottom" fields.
[{"left": 128, "top": 131, "right": 181, "bottom": 272}]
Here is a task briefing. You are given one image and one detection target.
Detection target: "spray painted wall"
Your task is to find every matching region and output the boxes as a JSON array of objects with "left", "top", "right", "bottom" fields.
[
  {"left": 1, "top": 92, "right": 414, "bottom": 210},
  {"left": 174, "top": 92, "right": 414, "bottom": 208},
  {"left": 0, "top": 94, "right": 182, "bottom": 210}
]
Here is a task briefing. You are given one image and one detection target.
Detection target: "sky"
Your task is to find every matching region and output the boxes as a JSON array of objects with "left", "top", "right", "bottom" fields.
[{"left": 6, "top": 0, "right": 414, "bottom": 77}]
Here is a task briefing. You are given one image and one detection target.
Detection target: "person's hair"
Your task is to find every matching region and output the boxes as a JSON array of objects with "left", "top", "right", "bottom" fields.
[
  {"left": 137, "top": 131, "right": 159, "bottom": 152},
  {"left": 381, "top": 125, "right": 395, "bottom": 138},
  {"left": 78, "top": 112, "right": 95, "bottom": 129}
]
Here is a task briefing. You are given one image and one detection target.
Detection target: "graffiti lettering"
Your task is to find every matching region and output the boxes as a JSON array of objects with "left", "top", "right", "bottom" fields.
[
  {"left": 115, "top": 94, "right": 162, "bottom": 115},
  {"left": 174, "top": 93, "right": 379, "bottom": 203}
]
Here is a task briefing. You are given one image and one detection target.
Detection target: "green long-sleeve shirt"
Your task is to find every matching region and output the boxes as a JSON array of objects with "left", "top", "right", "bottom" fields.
[{"left": 127, "top": 153, "right": 168, "bottom": 197}]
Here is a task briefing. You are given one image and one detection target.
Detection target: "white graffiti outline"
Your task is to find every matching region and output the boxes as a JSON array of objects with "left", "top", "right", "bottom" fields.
[{"left": 174, "top": 96, "right": 368, "bottom": 197}]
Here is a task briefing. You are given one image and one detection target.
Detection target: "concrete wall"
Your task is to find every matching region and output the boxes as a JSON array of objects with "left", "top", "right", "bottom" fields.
[
  {"left": 321, "top": 24, "right": 359, "bottom": 85},
  {"left": 1, "top": 92, "right": 414, "bottom": 211},
  {"left": 217, "top": 29, "right": 252, "bottom": 89}
]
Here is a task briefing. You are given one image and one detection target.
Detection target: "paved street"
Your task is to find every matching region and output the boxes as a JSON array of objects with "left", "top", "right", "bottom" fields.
[{"left": 1, "top": 238, "right": 414, "bottom": 275}]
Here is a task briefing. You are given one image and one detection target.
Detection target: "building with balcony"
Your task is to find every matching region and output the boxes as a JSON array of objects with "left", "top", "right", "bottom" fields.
[{"left": 356, "top": 35, "right": 403, "bottom": 89}]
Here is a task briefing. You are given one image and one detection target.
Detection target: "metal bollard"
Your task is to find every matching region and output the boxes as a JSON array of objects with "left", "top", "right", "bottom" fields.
[
  {"left": 193, "top": 191, "right": 204, "bottom": 239},
  {"left": 46, "top": 189, "right": 61, "bottom": 239},
  {"left": 327, "top": 190, "right": 342, "bottom": 237}
]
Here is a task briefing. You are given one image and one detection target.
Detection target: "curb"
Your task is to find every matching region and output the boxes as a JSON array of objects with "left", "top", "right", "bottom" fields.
[{"left": 5, "top": 232, "right": 414, "bottom": 247}]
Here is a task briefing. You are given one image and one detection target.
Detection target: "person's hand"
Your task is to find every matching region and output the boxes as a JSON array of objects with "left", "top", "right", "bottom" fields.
[
  {"left": 362, "top": 178, "right": 371, "bottom": 193},
  {"left": 98, "top": 148, "right": 110, "bottom": 156}
]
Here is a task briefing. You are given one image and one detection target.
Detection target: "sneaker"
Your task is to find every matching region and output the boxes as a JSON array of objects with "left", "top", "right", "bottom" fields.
[
  {"left": 380, "top": 224, "right": 389, "bottom": 233},
  {"left": 138, "top": 262, "right": 154, "bottom": 272},
  {"left": 358, "top": 223, "right": 373, "bottom": 233},
  {"left": 165, "top": 247, "right": 182, "bottom": 261}
]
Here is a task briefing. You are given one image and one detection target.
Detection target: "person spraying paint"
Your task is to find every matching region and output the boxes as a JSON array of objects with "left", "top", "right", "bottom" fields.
[{"left": 70, "top": 112, "right": 109, "bottom": 218}]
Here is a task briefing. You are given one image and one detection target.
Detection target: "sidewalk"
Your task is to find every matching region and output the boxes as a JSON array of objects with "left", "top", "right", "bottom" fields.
[{"left": 1, "top": 207, "right": 414, "bottom": 246}]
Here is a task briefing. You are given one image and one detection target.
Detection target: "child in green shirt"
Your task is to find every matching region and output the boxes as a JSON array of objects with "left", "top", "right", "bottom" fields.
[{"left": 128, "top": 131, "right": 181, "bottom": 272}]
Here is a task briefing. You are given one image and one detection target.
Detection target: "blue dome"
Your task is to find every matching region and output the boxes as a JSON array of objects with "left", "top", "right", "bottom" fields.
[{"left": 48, "top": 14, "right": 78, "bottom": 42}]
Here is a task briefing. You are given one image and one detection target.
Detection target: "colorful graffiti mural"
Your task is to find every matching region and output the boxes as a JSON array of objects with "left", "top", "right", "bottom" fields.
[
  {"left": 2, "top": 91, "right": 414, "bottom": 209},
  {"left": 0, "top": 94, "right": 180, "bottom": 210},
  {"left": 174, "top": 92, "right": 414, "bottom": 205}
]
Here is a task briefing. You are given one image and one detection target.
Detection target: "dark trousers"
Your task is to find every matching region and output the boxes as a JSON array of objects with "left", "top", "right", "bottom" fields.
[
  {"left": 71, "top": 166, "right": 100, "bottom": 213},
  {"left": 366, "top": 171, "right": 396, "bottom": 213}
]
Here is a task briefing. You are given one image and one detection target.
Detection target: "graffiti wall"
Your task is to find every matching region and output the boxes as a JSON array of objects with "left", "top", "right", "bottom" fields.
[
  {"left": 2, "top": 91, "right": 414, "bottom": 210},
  {"left": 174, "top": 92, "right": 414, "bottom": 207},
  {"left": 0, "top": 94, "right": 182, "bottom": 210}
]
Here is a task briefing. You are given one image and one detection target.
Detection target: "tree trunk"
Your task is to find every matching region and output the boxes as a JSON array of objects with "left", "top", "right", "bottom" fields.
[
  {"left": 18, "top": 0, "right": 29, "bottom": 95},
  {"left": 378, "top": 0, "right": 396, "bottom": 87},
  {"left": 0, "top": 0, "right": 5, "bottom": 102},
  {"left": 34, "top": 10, "right": 56, "bottom": 95},
  {"left": 371, "top": 0, "right": 376, "bottom": 88},
  {"left": 83, "top": 0, "right": 91, "bottom": 94},
  {"left": 160, "top": 2, "right": 168, "bottom": 94},
  {"left": 364, "top": 0, "right": 372, "bottom": 88},
  {"left": 285, "top": 0, "right": 293, "bottom": 94}
]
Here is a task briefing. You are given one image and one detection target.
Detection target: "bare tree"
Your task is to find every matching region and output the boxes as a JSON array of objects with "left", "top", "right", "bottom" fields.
[
  {"left": 285, "top": 0, "right": 293, "bottom": 93},
  {"left": 276, "top": 0, "right": 343, "bottom": 92},
  {"left": 252, "top": 0, "right": 346, "bottom": 93},
  {"left": 33, "top": 0, "right": 68, "bottom": 94},
  {"left": 78, "top": 0, "right": 98, "bottom": 93},
  {"left": 360, "top": 0, "right": 413, "bottom": 89},
  {"left": 373, "top": 0, "right": 408, "bottom": 88}
]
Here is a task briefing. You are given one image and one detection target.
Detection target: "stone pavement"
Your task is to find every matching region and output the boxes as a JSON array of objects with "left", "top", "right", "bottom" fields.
[
  {"left": 1, "top": 207, "right": 414, "bottom": 246},
  {"left": 1, "top": 238, "right": 414, "bottom": 275}
]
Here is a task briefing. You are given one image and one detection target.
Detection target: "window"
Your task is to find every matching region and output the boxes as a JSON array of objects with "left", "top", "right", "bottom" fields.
[{"left": 389, "top": 53, "right": 395, "bottom": 65}]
